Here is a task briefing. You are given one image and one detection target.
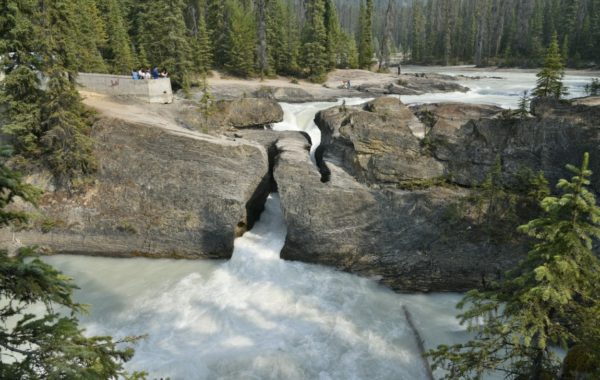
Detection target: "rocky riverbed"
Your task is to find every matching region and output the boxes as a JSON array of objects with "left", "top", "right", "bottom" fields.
[{"left": 2, "top": 69, "right": 600, "bottom": 292}]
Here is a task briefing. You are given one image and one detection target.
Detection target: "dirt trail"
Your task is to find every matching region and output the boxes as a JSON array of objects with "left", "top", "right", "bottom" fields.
[{"left": 80, "top": 91, "right": 182, "bottom": 131}]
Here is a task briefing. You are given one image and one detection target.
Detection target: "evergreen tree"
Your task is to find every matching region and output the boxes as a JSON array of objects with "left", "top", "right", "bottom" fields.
[
  {"left": 136, "top": 0, "right": 193, "bottom": 90},
  {"left": 224, "top": 0, "right": 256, "bottom": 77},
  {"left": 1, "top": 0, "right": 98, "bottom": 185},
  {"left": 301, "top": 0, "right": 328, "bottom": 81},
  {"left": 428, "top": 153, "right": 600, "bottom": 379},
  {"left": 75, "top": 0, "right": 108, "bottom": 73},
  {"left": 324, "top": 0, "right": 342, "bottom": 70},
  {"left": 256, "top": 0, "right": 269, "bottom": 77},
  {"left": 206, "top": 0, "right": 227, "bottom": 67},
  {"left": 97, "top": 0, "right": 136, "bottom": 74},
  {"left": 0, "top": 148, "right": 145, "bottom": 379},
  {"left": 357, "top": 0, "right": 374, "bottom": 69},
  {"left": 411, "top": 0, "right": 425, "bottom": 63},
  {"left": 533, "top": 33, "right": 567, "bottom": 99},
  {"left": 338, "top": 31, "right": 359, "bottom": 69},
  {"left": 191, "top": 7, "right": 212, "bottom": 75},
  {"left": 517, "top": 90, "right": 531, "bottom": 119}
]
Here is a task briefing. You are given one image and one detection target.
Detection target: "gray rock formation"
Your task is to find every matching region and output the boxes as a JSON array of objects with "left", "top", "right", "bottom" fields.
[
  {"left": 316, "top": 97, "right": 444, "bottom": 186},
  {"left": 289, "top": 96, "right": 600, "bottom": 291},
  {"left": 177, "top": 97, "right": 284, "bottom": 133},
  {"left": 1, "top": 118, "right": 270, "bottom": 259},
  {"left": 426, "top": 98, "right": 600, "bottom": 191},
  {"left": 273, "top": 132, "right": 521, "bottom": 292},
  {"left": 356, "top": 73, "right": 469, "bottom": 95}
]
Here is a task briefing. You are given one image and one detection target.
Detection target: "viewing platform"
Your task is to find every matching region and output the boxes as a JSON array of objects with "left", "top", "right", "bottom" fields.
[{"left": 77, "top": 73, "right": 173, "bottom": 104}]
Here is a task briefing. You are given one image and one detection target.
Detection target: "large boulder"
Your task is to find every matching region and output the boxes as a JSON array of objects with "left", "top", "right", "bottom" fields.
[
  {"left": 427, "top": 99, "right": 600, "bottom": 190},
  {"left": 212, "top": 98, "right": 283, "bottom": 128},
  {"left": 273, "top": 134, "right": 522, "bottom": 292},
  {"left": 316, "top": 97, "right": 444, "bottom": 185},
  {"left": 1, "top": 118, "right": 270, "bottom": 258},
  {"left": 177, "top": 97, "right": 284, "bottom": 133}
]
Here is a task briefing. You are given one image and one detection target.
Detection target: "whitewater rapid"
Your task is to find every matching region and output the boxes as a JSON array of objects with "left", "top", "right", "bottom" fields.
[
  {"left": 43, "top": 68, "right": 599, "bottom": 379},
  {"left": 400, "top": 65, "right": 595, "bottom": 108},
  {"left": 46, "top": 194, "right": 456, "bottom": 379}
]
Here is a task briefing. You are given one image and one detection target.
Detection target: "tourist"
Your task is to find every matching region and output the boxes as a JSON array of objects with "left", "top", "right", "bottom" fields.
[
  {"left": 144, "top": 68, "right": 151, "bottom": 80},
  {"left": 151, "top": 66, "right": 160, "bottom": 79},
  {"left": 160, "top": 69, "right": 169, "bottom": 78},
  {"left": 138, "top": 68, "right": 145, "bottom": 79},
  {"left": 132, "top": 69, "right": 139, "bottom": 80}
]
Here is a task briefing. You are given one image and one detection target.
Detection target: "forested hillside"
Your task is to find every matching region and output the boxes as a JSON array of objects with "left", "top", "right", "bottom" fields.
[{"left": 3, "top": 0, "right": 599, "bottom": 89}]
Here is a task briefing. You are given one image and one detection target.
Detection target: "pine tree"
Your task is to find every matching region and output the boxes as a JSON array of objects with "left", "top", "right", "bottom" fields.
[
  {"left": 256, "top": 0, "right": 268, "bottom": 77},
  {"left": 136, "top": 0, "right": 193, "bottom": 90},
  {"left": 97, "top": 0, "right": 136, "bottom": 74},
  {"left": 206, "top": 0, "right": 227, "bottom": 67},
  {"left": 1, "top": 0, "right": 98, "bottom": 185},
  {"left": 517, "top": 90, "right": 531, "bottom": 119},
  {"left": 301, "top": 0, "right": 328, "bottom": 81},
  {"left": 75, "top": 0, "right": 108, "bottom": 73},
  {"left": 357, "top": 0, "right": 374, "bottom": 69},
  {"left": 533, "top": 33, "right": 567, "bottom": 99},
  {"left": 428, "top": 153, "right": 600, "bottom": 379},
  {"left": 0, "top": 0, "right": 42, "bottom": 157},
  {"left": 0, "top": 149, "right": 145, "bottom": 379},
  {"left": 411, "top": 0, "right": 425, "bottom": 63},
  {"left": 323, "top": 0, "right": 342, "bottom": 70},
  {"left": 191, "top": 8, "right": 212, "bottom": 75},
  {"left": 224, "top": 0, "right": 256, "bottom": 78}
]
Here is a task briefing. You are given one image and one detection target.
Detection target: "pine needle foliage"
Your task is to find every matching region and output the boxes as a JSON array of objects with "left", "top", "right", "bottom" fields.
[
  {"left": 533, "top": 33, "right": 568, "bottom": 99},
  {"left": 428, "top": 153, "right": 600, "bottom": 380},
  {"left": 0, "top": 150, "right": 145, "bottom": 379}
]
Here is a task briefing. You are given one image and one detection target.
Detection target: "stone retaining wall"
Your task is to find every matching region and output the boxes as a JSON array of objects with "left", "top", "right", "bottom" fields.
[{"left": 77, "top": 73, "right": 173, "bottom": 103}]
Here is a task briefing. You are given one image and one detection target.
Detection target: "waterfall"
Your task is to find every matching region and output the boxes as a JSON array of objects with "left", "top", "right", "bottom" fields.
[{"left": 43, "top": 98, "right": 474, "bottom": 380}]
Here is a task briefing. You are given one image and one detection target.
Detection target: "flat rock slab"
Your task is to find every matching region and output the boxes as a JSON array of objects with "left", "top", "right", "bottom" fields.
[{"left": 1, "top": 118, "right": 270, "bottom": 258}]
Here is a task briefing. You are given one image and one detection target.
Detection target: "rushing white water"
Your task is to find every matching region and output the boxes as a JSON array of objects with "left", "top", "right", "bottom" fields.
[
  {"left": 41, "top": 68, "right": 599, "bottom": 379},
  {"left": 45, "top": 195, "right": 457, "bottom": 380},
  {"left": 400, "top": 65, "right": 598, "bottom": 108},
  {"left": 273, "top": 98, "right": 372, "bottom": 158}
]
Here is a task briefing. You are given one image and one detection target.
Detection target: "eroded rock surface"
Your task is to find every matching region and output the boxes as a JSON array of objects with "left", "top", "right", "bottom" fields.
[
  {"left": 1, "top": 118, "right": 270, "bottom": 258},
  {"left": 316, "top": 97, "right": 444, "bottom": 185}
]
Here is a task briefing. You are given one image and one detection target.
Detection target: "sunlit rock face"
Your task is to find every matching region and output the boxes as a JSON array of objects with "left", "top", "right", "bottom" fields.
[{"left": 1, "top": 118, "right": 270, "bottom": 259}]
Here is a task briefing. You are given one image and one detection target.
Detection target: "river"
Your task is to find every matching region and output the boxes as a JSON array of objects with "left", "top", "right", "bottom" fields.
[{"left": 44, "top": 67, "right": 599, "bottom": 379}]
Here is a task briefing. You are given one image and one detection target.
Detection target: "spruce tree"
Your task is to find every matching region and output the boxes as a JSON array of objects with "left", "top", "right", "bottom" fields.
[
  {"left": 224, "top": 0, "right": 256, "bottom": 78},
  {"left": 357, "top": 0, "right": 374, "bottom": 69},
  {"left": 411, "top": 0, "right": 425, "bottom": 63},
  {"left": 0, "top": 149, "right": 145, "bottom": 379},
  {"left": 206, "top": 0, "right": 227, "bottom": 67},
  {"left": 136, "top": 0, "right": 193, "bottom": 90},
  {"left": 428, "top": 153, "right": 600, "bottom": 379},
  {"left": 1, "top": 0, "right": 98, "bottom": 185},
  {"left": 324, "top": 0, "right": 341, "bottom": 70},
  {"left": 191, "top": 9, "right": 212, "bottom": 75},
  {"left": 533, "top": 33, "right": 568, "bottom": 99},
  {"left": 75, "top": 0, "right": 108, "bottom": 73},
  {"left": 97, "top": 0, "right": 136, "bottom": 74},
  {"left": 301, "top": 0, "right": 328, "bottom": 81}
]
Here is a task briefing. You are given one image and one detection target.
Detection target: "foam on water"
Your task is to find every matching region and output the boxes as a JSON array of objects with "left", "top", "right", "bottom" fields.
[
  {"left": 45, "top": 195, "right": 439, "bottom": 380},
  {"left": 42, "top": 69, "right": 596, "bottom": 378},
  {"left": 400, "top": 66, "right": 597, "bottom": 108},
  {"left": 273, "top": 98, "right": 373, "bottom": 158}
]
